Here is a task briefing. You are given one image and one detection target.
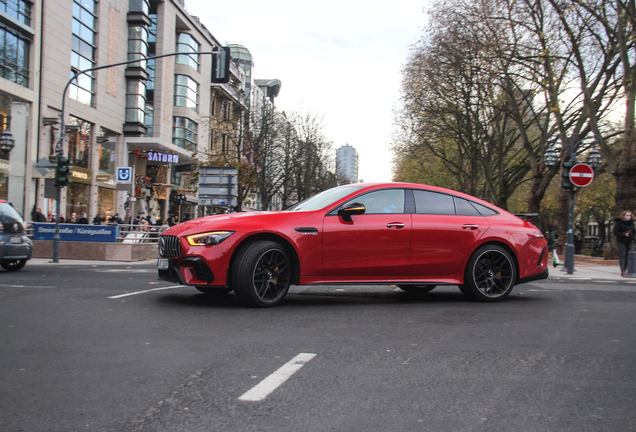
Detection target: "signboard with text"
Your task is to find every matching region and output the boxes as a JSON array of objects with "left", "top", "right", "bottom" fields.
[{"left": 32, "top": 223, "right": 119, "bottom": 242}]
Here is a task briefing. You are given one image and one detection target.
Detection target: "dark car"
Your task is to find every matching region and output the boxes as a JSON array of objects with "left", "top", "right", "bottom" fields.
[
  {"left": 0, "top": 200, "right": 33, "bottom": 271},
  {"left": 158, "top": 183, "right": 549, "bottom": 307}
]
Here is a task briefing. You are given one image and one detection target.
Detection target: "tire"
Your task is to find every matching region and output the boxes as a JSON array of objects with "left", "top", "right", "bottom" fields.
[
  {"left": 195, "top": 286, "right": 233, "bottom": 295},
  {"left": 232, "top": 240, "right": 292, "bottom": 308},
  {"left": 397, "top": 284, "right": 436, "bottom": 293},
  {"left": 1, "top": 260, "right": 27, "bottom": 271},
  {"left": 460, "top": 245, "right": 516, "bottom": 302}
]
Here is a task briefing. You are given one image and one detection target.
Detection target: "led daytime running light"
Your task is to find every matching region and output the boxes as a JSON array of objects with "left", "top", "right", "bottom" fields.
[{"left": 187, "top": 231, "right": 234, "bottom": 246}]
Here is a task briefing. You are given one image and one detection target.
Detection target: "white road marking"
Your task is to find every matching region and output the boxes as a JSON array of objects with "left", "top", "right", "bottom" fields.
[
  {"left": 109, "top": 285, "right": 186, "bottom": 298},
  {"left": 95, "top": 269, "right": 156, "bottom": 273},
  {"left": 0, "top": 284, "right": 55, "bottom": 289},
  {"left": 238, "top": 353, "right": 317, "bottom": 402}
]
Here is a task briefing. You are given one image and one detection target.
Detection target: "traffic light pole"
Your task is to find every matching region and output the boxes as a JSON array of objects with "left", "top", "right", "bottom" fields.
[
  {"left": 565, "top": 188, "right": 576, "bottom": 275},
  {"left": 52, "top": 49, "right": 220, "bottom": 262}
]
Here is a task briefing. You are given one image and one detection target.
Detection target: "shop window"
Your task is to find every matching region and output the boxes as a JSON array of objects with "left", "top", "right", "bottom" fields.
[{"left": 67, "top": 116, "right": 92, "bottom": 169}]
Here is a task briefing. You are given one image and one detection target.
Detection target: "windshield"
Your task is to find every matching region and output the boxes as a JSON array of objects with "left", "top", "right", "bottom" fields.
[
  {"left": 288, "top": 185, "right": 365, "bottom": 211},
  {"left": 0, "top": 202, "right": 25, "bottom": 225}
]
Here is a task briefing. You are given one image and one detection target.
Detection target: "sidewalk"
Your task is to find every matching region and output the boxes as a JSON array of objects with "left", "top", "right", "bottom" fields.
[
  {"left": 28, "top": 257, "right": 156, "bottom": 266},
  {"left": 550, "top": 254, "right": 628, "bottom": 281},
  {"left": 27, "top": 255, "right": 630, "bottom": 280}
]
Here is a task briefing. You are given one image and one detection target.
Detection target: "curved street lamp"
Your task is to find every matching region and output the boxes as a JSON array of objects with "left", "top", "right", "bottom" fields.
[{"left": 0, "top": 115, "right": 15, "bottom": 153}]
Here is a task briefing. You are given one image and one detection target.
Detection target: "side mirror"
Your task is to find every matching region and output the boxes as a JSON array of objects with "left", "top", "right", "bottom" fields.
[{"left": 338, "top": 203, "right": 365, "bottom": 222}]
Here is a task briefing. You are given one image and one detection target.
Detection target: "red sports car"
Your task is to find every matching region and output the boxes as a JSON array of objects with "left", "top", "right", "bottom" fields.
[{"left": 158, "top": 183, "right": 548, "bottom": 307}]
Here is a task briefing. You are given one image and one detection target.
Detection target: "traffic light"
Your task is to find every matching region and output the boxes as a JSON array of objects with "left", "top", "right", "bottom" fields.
[
  {"left": 55, "top": 156, "right": 73, "bottom": 187},
  {"left": 561, "top": 161, "right": 574, "bottom": 190}
]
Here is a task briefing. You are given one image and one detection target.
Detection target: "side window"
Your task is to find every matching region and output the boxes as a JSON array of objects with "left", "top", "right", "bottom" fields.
[
  {"left": 413, "top": 190, "right": 455, "bottom": 215},
  {"left": 454, "top": 197, "right": 482, "bottom": 216},
  {"left": 472, "top": 202, "right": 498, "bottom": 216},
  {"left": 343, "top": 189, "right": 405, "bottom": 214}
]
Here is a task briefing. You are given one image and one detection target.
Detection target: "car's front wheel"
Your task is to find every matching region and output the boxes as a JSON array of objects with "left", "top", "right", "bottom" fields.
[
  {"left": 232, "top": 240, "right": 292, "bottom": 307},
  {"left": 459, "top": 245, "right": 515, "bottom": 301},
  {"left": 397, "top": 284, "right": 436, "bottom": 294},
  {"left": 1, "top": 260, "right": 27, "bottom": 271}
]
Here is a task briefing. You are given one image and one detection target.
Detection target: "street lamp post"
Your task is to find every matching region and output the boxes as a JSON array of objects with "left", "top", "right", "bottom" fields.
[
  {"left": 52, "top": 49, "right": 221, "bottom": 263},
  {"left": 543, "top": 135, "right": 602, "bottom": 274}
]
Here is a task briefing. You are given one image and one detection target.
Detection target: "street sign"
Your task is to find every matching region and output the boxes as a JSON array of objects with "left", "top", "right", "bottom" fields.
[
  {"left": 569, "top": 163, "right": 594, "bottom": 187},
  {"left": 34, "top": 157, "right": 56, "bottom": 177},
  {"left": 117, "top": 167, "right": 132, "bottom": 182}
]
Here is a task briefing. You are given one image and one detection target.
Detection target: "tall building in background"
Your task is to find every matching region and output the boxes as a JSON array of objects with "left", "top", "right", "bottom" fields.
[{"left": 336, "top": 144, "right": 359, "bottom": 183}]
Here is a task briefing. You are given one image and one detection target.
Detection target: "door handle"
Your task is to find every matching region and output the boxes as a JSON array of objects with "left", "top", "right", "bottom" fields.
[
  {"left": 462, "top": 224, "right": 479, "bottom": 230},
  {"left": 387, "top": 222, "right": 405, "bottom": 229}
]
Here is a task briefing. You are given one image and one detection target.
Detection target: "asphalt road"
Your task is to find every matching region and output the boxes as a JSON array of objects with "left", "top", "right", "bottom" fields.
[{"left": 1, "top": 262, "right": 635, "bottom": 432}]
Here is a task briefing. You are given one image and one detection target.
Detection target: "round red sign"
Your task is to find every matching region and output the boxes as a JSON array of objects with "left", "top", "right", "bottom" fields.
[{"left": 569, "top": 163, "right": 594, "bottom": 187}]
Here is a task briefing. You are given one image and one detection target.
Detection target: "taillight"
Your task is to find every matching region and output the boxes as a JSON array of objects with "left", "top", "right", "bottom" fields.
[{"left": 530, "top": 231, "right": 544, "bottom": 240}]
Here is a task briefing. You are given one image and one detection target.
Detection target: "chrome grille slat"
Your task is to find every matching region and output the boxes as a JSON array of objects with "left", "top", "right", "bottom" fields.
[{"left": 159, "top": 235, "right": 181, "bottom": 257}]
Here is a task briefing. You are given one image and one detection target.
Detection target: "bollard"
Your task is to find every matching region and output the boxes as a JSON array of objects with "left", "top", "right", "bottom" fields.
[{"left": 624, "top": 247, "right": 636, "bottom": 278}]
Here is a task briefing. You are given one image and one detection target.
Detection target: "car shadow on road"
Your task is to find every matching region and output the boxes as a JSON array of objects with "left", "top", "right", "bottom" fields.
[{"left": 155, "top": 286, "right": 543, "bottom": 309}]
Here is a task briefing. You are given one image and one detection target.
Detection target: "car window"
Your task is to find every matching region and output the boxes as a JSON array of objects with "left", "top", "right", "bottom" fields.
[
  {"left": 288, "top": 185, "right": 365, "bottom": 211},
  {"left": 454, "top": 197, "right": 482, "bottom": 216},
  {"left": 413, "top": 190, "right": 455, "bottom": 214},
  {"left": 343, "top": 189, "right": 405, "bottom": 214},
  {"left": 472, "top": 202, "right": 498, "bottom": 216}
]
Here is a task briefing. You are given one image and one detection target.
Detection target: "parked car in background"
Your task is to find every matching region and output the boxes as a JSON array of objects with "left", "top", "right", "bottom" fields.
[
  {"left": 158, "top": 183, "right": 549, "bottom": 307},
  {"left": 0, "top": 200, "right": 33, "bottom": 271}
]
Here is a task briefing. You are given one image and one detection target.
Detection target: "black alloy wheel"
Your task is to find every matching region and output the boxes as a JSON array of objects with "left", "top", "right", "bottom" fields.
[
  {"left": 232, "top": 240, "right": 292, "bottom": 307},
  {"left": 459, "top": 245, "right": 516, "bottom": 301},
  {"left": 1, "top": 260, "right": 27, "bottom": 271},
  {"left": 397, "top": 284, "right": 436, "bottom": 294}
]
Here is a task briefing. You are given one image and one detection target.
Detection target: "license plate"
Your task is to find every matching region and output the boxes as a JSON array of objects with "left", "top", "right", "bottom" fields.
[
  {"left": 10, "top": 236, "right": 22, "bottom": 244},
  {"left": 157, "top": 258, "right": 170, "bottom": 270}
]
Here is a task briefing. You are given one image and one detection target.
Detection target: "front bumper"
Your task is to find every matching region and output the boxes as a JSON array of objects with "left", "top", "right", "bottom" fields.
[{"left": 158, "top": 257, "right": 219, "bottom": 286}]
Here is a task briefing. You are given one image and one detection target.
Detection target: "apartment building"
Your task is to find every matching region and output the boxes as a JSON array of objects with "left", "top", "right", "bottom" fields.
[{"left": 336, "top": 144, "right": 359, "bottom": 184}]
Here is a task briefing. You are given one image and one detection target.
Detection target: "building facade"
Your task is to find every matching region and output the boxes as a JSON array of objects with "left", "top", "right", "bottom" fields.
[{"left": 336, "top": 144, "right": 359, "bottom": 184}]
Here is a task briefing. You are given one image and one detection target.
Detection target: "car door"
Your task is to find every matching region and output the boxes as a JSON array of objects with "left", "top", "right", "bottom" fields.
[
  {"left": 410, "top": 190, "right": 489, "bottom": 276},
  {"left": 323, "top": 188, "right": 411, "bottom": 276}
]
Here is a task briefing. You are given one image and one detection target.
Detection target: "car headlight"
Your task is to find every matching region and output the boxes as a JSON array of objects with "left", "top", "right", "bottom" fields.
[{"left": 186, "top": 231, "right": 234, "bottom": 246}]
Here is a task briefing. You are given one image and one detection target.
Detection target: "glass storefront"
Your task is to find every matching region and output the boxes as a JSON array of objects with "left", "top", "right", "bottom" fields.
[
  {"left": 65, "top": 182, "right": 90, "bottom": 220},
  {"left": 67, "top": 116, "right": 92, "bottom": 169},
  {"left": 97, "top": 187, "right": 115, "bottom": 221}
]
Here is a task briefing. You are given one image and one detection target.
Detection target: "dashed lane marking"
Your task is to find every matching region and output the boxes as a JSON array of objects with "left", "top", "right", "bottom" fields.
[
  {"left": 109, "top": 285, "right": 186, "bottom": 298},
  {"left": 0, "top": 284, "right": 55, "bottom": 289},
  {"left": 238, "top": 353, "right": 317, "bottom": 402}
]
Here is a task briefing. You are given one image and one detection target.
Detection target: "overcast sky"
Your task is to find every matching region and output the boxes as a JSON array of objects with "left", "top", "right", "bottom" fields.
[{"left": 184, "top": 1, "right": 428, "bottom": 183}]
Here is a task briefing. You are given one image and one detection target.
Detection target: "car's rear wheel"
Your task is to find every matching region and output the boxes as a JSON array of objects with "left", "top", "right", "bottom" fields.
[
  {"left": 1, "top": 260, "right": 27, "bottom": 271},
  {"left": 459, "top": 245, "right": 515, "bottom": 301},
  {"left": 195, "top": 286, "right": 232, "bottom": 295},
  {"left": 232, "top": 240, "right": 292, "bottom": 308},
  {"left": 397, "top": 284, "right": 436, "bottom": 293}
]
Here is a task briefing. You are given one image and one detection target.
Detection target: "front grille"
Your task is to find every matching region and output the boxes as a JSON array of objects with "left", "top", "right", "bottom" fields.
[{"left": 159, "top": 235, "right": 182, "bottom": 257}]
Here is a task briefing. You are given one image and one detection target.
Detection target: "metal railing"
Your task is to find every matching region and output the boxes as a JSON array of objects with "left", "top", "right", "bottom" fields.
[{"left": 26, "top": 222, "right": 169, "bottom": 244}]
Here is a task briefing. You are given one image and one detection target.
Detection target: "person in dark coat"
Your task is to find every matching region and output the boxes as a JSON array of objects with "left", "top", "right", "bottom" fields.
[
  {"left": 78, "top": 213, "right": 89, "bottom": 224},
  {"left": 33, "top": 208, "right": 47, "bottom": 222},
  {"left": 92, "top": 214, "right": 103, "bottom": 225},
  {"left": 613, "top": 210, "right": 635, "bottom": 276}
]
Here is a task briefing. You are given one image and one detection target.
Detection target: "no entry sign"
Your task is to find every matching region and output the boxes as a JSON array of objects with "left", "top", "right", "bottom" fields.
[{"left": 569, "top": 163, "right": 594, "bottom": 187}]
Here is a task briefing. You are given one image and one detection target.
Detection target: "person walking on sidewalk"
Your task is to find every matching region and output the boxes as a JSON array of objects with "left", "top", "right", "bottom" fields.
[{"left": 613, "top": 210, "right": 635, "bottom": 276}]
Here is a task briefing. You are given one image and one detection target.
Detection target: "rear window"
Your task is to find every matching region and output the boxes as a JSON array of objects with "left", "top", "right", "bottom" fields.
[{"left": 413, "top": 190, "right": 455, "bottom": 214}]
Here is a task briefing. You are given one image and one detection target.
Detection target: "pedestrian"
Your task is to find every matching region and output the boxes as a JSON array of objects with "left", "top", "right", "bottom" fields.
[
  {"left": 92, "top": 213, "right": 103, "bottom": 225},
  {"left": 613, "top": 210, "right": 635, "bottom": 276},
  {"left": 33, "top": 208, "right": 47, "bottom": 222},
  {"left": 78, "top": 213, "right": 89, "bottom": 224},
  {"left": 181, "top": 213, "right": 191, "bottom": 222},
  {"left": 70, "top": 212, "right": 77, "bottom": 223},
  {"left": 574, "top": 233, "right": 582, "bottom": 254}
]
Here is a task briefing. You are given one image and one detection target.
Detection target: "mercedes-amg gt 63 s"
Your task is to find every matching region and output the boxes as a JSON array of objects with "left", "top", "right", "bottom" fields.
[{"left": 158, "top": 183, "right": 548, "bottom": 307}]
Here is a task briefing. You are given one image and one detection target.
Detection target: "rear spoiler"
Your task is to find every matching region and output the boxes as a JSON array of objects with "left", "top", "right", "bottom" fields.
[{"left": 514, "top": 213, "right": 539, "bottom": 223}]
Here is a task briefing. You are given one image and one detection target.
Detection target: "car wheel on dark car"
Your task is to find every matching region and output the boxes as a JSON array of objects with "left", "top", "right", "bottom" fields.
[
  {"left": 397, "top": 284, "right": 436, "bottom": 293},
  {"left": 460, "top": 245, "right": 516, "bottom": 301},
  {"left": 1, "top": 259, "right": 27, "bottom": 271},
  {"left": 232, "top": 240, "right": 292, "bottom": 308}
]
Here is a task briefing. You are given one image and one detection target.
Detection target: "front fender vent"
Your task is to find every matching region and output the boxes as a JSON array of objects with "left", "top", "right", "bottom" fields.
[{"left": 159, "top": 235, "right": 181, "bottom": 257}]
